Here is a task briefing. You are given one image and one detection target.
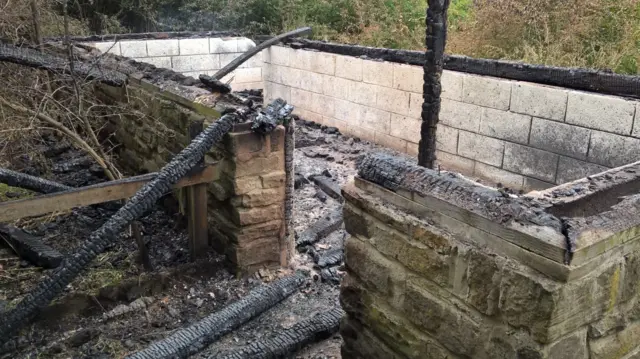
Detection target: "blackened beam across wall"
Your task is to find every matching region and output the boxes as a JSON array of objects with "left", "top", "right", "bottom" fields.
[{"left": 279, "top": 38, "right": 640, "bottom": 100}]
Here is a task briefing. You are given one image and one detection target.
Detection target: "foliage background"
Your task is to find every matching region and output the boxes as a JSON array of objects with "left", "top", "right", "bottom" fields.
[{"left": 1, "top": 0, "right": 639, "bottom": 74}]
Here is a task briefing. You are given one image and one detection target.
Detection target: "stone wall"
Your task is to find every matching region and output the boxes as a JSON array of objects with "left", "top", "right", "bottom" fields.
[
  {"left": 264, "top": 45, "right": 640, "bottom": 191},
  {"left": 341, "top": 154, "right": 640, "bottom": 359},
  {"left": 86, "top": 36, "right": 263, "bottom": 91},
  {"left": 94, "top": 71, "right": 286, "bottom": 273}
]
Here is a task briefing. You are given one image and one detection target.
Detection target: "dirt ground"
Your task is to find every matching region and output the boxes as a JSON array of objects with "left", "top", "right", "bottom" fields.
[{"left": 0, "top": 100, "right": 418, "bottom": 359}]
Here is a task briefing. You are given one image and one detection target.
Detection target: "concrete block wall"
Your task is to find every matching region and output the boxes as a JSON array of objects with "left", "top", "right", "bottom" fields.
[
  {"left": 264, "top": 45, "right": 640, "bottom": 190},
  {"left": 87, "top": 37, "right": 263, "bottom": 91}
]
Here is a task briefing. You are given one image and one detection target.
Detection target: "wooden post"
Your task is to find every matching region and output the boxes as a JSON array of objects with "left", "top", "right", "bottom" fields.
[
  {"left": 418, "top": 0, "right": 451, "bottom": 168},
  {"left": 187, "top": 122, "right": 209, "bottom": 261}
]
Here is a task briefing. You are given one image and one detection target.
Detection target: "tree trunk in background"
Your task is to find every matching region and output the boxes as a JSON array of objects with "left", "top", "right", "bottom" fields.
[
  {"left": 418, "top": 0, "right": 451, "bottom": 169},
  {"left": 29, "top": 0, "right": 42, "bottom": 48}
]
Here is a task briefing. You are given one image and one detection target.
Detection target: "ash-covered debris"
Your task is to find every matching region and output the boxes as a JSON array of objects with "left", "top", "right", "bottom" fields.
[{"left": 102, "top": 297, "right": 154, "bottom": 321}]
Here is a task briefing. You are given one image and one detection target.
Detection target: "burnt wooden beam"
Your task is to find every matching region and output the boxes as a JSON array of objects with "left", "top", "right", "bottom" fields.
[
  {"left": 419, "top": 0, "right": 451, "bottom": 168},
  {"left": 281, "top": 39, "right": 640, "bottom": 100}
]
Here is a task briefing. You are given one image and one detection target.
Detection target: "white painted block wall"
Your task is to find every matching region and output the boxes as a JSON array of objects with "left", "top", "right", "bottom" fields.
[
  {"left": 87, "top": 37, "right": 263, "bottom": 91},
  {"left": 263, "top": 45, "right": 640, "bottom": 191}
]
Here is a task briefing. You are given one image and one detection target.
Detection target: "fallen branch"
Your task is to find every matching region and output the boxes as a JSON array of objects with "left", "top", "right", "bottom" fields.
[
  {"left": 126, "top": 274, "right": 306, "bottom": 359},
  {"left": 212, "top": 306, "right": 344, "bottom": 359}
]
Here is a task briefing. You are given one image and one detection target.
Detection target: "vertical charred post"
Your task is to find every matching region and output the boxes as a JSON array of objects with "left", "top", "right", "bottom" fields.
[
  {"left": 418, "top": 0, "right": 451, "bottom": 168},
  {"left": 283, "top": 119, "right": 296, "bottom": 265}
]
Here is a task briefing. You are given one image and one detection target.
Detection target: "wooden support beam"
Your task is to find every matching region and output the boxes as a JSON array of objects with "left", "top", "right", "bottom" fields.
[
  {"left": 187, "top": 122, "right": 210, "bottom": 261},
  {"left": 0, "top": 163, "right": 219, "bottom": 223}
]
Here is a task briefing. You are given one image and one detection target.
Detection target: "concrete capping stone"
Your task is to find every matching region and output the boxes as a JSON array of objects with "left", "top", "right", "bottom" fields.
[
  {"left": 210, "top": 38, "right": 239, "bottom": 53},
  {"left": 566, "top": 91, "right": 636, "bottom": 135}
]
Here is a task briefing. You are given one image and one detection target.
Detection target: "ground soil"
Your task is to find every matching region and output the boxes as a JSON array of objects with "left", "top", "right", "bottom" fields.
[{"left": 0, "top": 105, "right": 416, "bottom": 359}]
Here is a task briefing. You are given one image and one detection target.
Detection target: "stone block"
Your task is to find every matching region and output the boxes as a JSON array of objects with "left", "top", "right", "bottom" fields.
[
  {"left": 220, "top": 53, "right": 240, "bottom": 68},
  {"left": 556, "top": 156, "right": 608, "bottom": 184},
  {"left": 264, "top": 82, "right": 291, "bottom": 103},
  {"left": 236, "top": 37, "right": 255, "bottom": 52},
  {"left": 334, "top": 99, "right": 362, "bottom": 124},
  {"left": 291, "top": 88, "right": 314, "bottom": 112},
  {"left": 344, "top": 237, "right": 407, "bottom": 301},
  {"left": 376, "top": 87, "right": 410, "bottom": 116},
  {"left": 310, "top": 52, "right": 336, "bottom": 75},
  {"left": 375, "top": 132, "right": 407, "bottom": 153},
  {"left": 227, "top": 152, "right": 284, "bottom": 178},
  {"left": 335, "top": 55, "right": 363, "bottom": 81},
  {"left": 344, "top": 203, "right": 370, "bottom": 239},
  {"left": 310, "top": 93, "right": 336, "bottom": 118},
  {"left": 225, "top": 130, "right": 266, "bottom": 155},
  {"left": 278, "top": 66, "right": 301, "bottom": 88},
  {"left": 269, "top": 46, "right": 290, "bottom": 66},
  {"left": 393, "top": 63, "right": 422, "bottom": 93},
  {"left": 462, "top": 75, "right": 511, "bottom": 110},
  {"left": 231, "top": 203, "right": 283, "bottom": 226},
  {"left": 270, "top": 127, "right": 285, "bottom": 153},
  {"left": 498, "top": 269, "right": 556, "bottom": 342},
  {"left": 146, "top": 39, "right": 179, "bottom": 57},
  {"left": 390, "top": 114, "right": 421, "bottom": 143},
  {"left": 474, "top": 162, "right": 524, "bottom": 189},
  {"left": 407, "top": 142, "right": 419, "bottom": 157},
  {"left": 348, "top": 81, "right": 378, "bottom": 107},
  {"left": 359, "top": 107, "right": 391, "bottom": 133},
  {"left": 230, "top": 236, "right": 280, "bottom": 268},
  {"left": 230, "top": 175, "right": 263, "bottom": 195},
  {"left": 441, "top": 70, "right": 464, "bottom": 101},
  {"left": 210, "top": 37, "right": 238, "bottom": 53},
  {"left": 440, "top": 99, "right": 482, "bottom": 132},
  {"left": 408, "top": 92, "right": 422, "bottom": 118},
  {"left": 589, "top": 321, "right": 640, "bottom": 359},
  {"left": 479, "top": 108, "right": 532, "bottom": 144},
  {"left": 547, "top": 329, "right": 589, "bottom": 359},
  {"left": 298, "top": 70, "right": 324, "bottom": 93},
  {"left": 260, "top": 171, "right": 286, "bottom": 189},
  {"left": 322, "top": 75, "right": 351, "bottom": 99},
  {"left": 458, "top": 131, "right": 505, "bottom": 167},
  {"left": 178, "top": 38, "right": 209, "bottom": 55},
  {"left": 530, "top": 118, "right": 591, "bottom": 159},
  {"left": 120, "top": 40, "right": 147, "bottom": 57},
  {"left": 231, "top": 187, "right": 284, "bottom": 208},
  {"left": 322, "top": 116, "right": 348, "bottom": 131},
  {"left": 172, "top": 54, "right": 219, "bottom": 72},
  {"left": 566, "top": 91, "right": 636, "bottom": 135},
  {"left": 403, "top": 279, "right": 481, "bottom": 356},
  {"left": 227, "top": 219, "right": 283, "bottom": 243},
  {"left": 436, "top": 150, "right": 475, "bottom": 174},
  {"left": 92, "top": 41, "right": 120, "bottom": 55},
  {"left": 368, "top": 220, "right": 450, "bottom": 286},
  {"left": 363, "top": 60, "right": 393, "bottom": 87},
  {"left": 465, "top": 249, "right": 502, "bottom": 316},
  {"left": 503, "top": 143, "right": 558, "bottom": 182},
  {"left": 435, "top": 124, "right": 458, "bottom": 154},
  {"left": 511, "top": 82, "right": 568, "bottom": 121},
  {"left": 588, "top": 130, "right": 640, "bottom": 168},
  {"left": 142, "top": 56, "right": 172, "bottom": 69}
]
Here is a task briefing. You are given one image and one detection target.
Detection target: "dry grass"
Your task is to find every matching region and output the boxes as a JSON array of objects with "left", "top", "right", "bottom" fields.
[{"left": 446, "top": 0, "right": 640, "bottom": 73}]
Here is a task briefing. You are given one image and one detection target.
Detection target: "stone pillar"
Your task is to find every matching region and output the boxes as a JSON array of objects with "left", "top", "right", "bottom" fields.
[
  {"left": 340, "top": 155, "right": 640, "bottom": 359},
  {"left": 207, "top": 123, "right": 288, "bottom": 274}
]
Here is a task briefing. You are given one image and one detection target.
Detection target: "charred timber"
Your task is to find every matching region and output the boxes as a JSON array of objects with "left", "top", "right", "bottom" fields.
[
  {"left": 126, "top": 274, "right": 306, "bottom": 359},
  {"left": 0, "top": 109, "right": 242, "bottom": 343},
  {"left": 281, "top": 39, "right": 640, "bottom": 100},
  {"left": 0, "top": 168, "right": 71, "bottom": 194},
  {"left": 0, "top": 43, "right": 127, "bottom": 86},
  {"left": 212, "top": 306, "right": 344, "bottom": 359},
  {"left": 0, "top": 100, "right": 293, "bottom": 343},
  {"left": 211, "top": 27, "right": 311, "bottom": 82},
  {"left": 284, "top": 119, "right": 296, "bottom": 262},
  {"left": 0, "top": 225, "right": 63, "bottom": 269},
  {"left": 419, "top": 0, "right": 450, "bottom": 168}
]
